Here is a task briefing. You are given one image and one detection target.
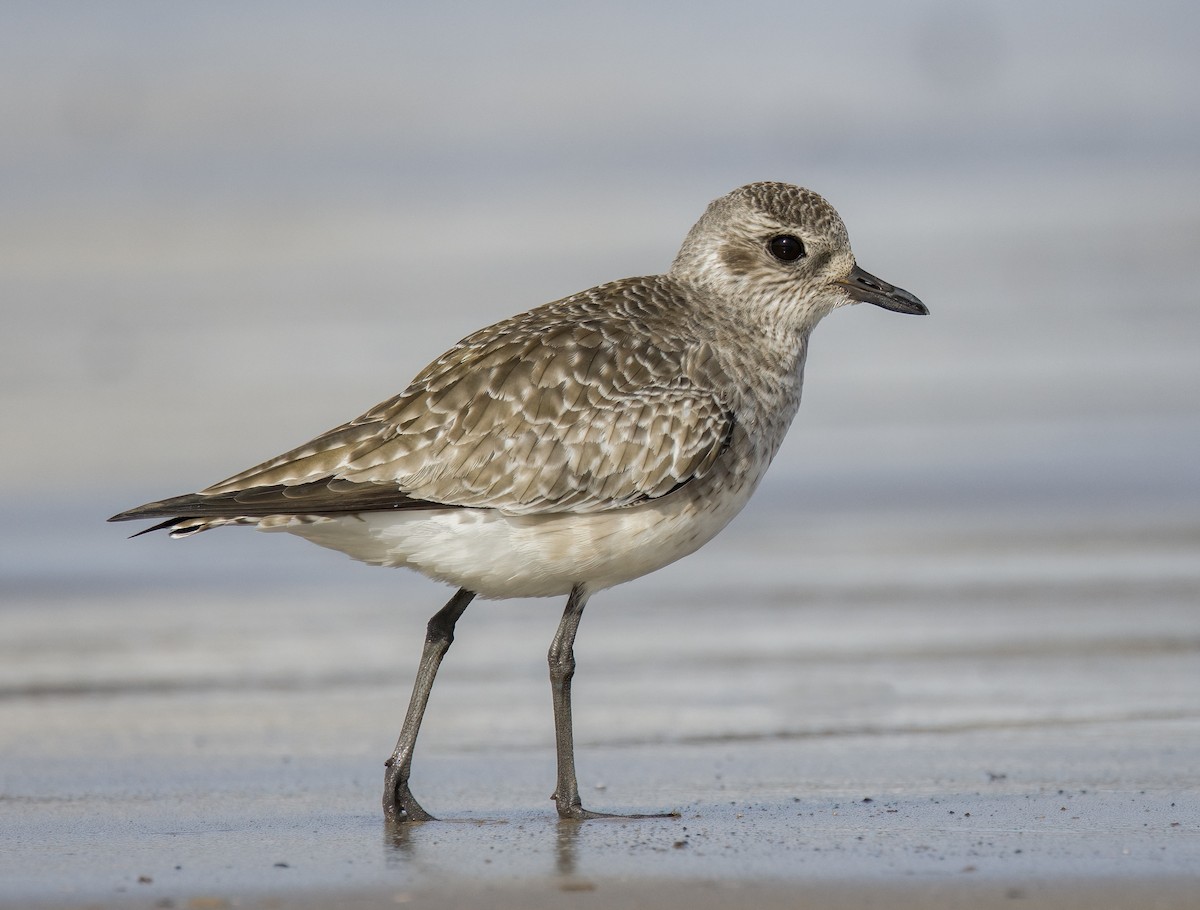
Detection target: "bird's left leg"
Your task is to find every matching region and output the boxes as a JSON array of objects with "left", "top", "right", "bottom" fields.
[{"left": 547, "top": 584, "right": 677, "bottom": 820}]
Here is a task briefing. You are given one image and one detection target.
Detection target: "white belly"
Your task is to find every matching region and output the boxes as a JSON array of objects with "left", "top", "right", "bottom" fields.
[{"left": 258, "top": 470, "right": 761, "bottom": 598}]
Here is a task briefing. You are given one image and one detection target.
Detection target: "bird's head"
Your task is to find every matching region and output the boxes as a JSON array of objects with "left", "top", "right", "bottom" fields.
[{"left": 670, "top": 182, "right": 927, "bottom": 334}]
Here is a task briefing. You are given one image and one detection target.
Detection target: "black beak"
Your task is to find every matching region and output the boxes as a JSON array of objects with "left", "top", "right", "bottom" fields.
[{"left": 836, "top": 264, "right": 928, "bottom": 315}]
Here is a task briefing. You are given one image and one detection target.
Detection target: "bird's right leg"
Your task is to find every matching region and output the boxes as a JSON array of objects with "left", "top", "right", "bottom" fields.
[{"left": 383, "top": 587, "right": 475, "bottom": 822}]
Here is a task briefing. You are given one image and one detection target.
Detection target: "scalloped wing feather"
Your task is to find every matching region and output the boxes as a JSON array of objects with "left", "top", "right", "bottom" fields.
[{"left": 186, "top": 276, "right": 735, "bottom": 517}]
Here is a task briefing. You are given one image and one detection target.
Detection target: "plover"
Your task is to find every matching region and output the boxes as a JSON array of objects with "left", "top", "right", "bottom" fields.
[{"left": 110, "top": 182, "right": 927, "bottom": 821}]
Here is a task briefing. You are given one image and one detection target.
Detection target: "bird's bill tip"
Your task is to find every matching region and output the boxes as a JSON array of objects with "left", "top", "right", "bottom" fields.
[{"left": 837, "top": 264, "right": 928, "bottom": 315}]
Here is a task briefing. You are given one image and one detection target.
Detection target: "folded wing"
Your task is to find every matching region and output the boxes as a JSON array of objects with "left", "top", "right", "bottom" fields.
[{"left": 110, "top": 278, "right": 735, "bottom": 528}]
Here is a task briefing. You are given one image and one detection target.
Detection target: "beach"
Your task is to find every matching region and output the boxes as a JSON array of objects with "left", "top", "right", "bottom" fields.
[{"left": 2, "top": 2, "right": 1198, "bottom": 906}]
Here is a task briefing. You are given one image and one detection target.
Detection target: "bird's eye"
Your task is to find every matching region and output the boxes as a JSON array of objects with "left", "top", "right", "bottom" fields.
[{"left": 768, "top": 235, "right": 805, "bottom": 262}]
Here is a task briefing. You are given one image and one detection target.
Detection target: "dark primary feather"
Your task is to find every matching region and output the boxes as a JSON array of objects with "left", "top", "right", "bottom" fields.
[{"left": 107, "top": 478, "right": 451, "bottom": 524}]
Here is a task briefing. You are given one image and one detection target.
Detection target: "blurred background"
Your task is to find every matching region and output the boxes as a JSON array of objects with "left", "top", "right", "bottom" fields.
[{"left": 1, "top": 0, "right": 1198, "bottom": 771}]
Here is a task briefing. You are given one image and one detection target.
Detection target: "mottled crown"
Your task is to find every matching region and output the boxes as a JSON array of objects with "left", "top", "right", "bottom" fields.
[{"left": 723, "top": 182, "right": 847, "bottom": 242}]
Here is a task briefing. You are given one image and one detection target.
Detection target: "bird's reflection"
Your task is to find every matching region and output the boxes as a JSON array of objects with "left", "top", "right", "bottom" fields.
[
  {"left": 383, "top": 815, "right": 417, "bottom": 866},
  {"left": 380, "top": 812, "right": 592, "bottom": 884},
  {"left": 555, "top": 818, "right": 584, "bottom": 877}
]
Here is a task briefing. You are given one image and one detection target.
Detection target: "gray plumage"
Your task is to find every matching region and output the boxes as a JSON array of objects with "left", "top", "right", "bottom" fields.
[{"left": 109, "top": 181, "right": 927, "bottom": 821}]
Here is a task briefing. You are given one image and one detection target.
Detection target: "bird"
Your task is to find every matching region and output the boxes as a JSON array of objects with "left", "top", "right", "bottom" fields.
[{"left": 110, "top": 181, "right": 927, "bottom": 822}]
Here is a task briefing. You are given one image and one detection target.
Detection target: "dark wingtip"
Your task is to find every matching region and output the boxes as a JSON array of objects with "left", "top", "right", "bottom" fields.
[
  {"left": 128, "top": 518, "right": 187, "bottom": 538},
  {"left": 110, "top": 501, "right": 192, "bottom": 537},
  {"left": 109, "top": 492, "right": 202, "bottom": 525}
]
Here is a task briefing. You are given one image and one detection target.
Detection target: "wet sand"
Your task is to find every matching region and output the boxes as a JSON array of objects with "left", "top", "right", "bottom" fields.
[{"left": 2, "top": 507, "right": 1197, "bottom": 908}]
